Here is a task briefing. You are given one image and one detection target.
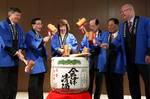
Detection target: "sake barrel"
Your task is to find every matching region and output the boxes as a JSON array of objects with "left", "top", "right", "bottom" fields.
[{"left": 50, "top": 57, "right": 89, "bottom": 93}]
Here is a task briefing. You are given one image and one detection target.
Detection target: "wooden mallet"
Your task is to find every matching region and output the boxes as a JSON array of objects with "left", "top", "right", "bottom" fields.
[
  {"left": 47, "top": 24, "right": 57, "bottom": 37},
  {"left": 21, "top": 58, "right": 35, "bottom": 73},
  {"left": 76, "top": 18, "right": 96, "bottom": 45},
  {"left": 76, "top": 18, "right": 87, "bottom": 35}
]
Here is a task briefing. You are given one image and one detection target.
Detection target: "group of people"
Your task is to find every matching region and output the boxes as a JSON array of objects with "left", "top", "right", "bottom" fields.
[{"left": 0, "top": 3, "right": 150, "bottom": 99}]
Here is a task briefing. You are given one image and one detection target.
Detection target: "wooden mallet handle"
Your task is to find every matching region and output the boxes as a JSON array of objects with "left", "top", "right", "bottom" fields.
[{"left": 25, "top": 60, "right": 35, "bottom": 73}]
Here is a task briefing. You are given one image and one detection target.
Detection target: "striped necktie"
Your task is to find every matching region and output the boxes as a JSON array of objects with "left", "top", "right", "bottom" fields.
[
  {"left": 12, "top": 24, "right": 18, "bottom": 40},
  {"left": 128, "top": 21, "right": 132, "bottom": 33}
]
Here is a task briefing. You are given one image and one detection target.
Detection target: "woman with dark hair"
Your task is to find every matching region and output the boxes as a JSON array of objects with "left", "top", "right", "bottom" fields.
[{"left": 51, "top": 19, "right": 78, "bottom": 57}]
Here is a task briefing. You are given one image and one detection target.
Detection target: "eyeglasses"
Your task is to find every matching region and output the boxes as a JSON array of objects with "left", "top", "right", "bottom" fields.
[
  {"left": 60, "top": 29, "right": 66, "bottom": 32},
  {"left": 120, "top": 8, "right": 130, "bottom": 14}
]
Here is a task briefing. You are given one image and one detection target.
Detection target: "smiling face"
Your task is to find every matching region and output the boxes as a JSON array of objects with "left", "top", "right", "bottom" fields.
[
  {"left": 32, "top": 20, "right": 43, "bottom": 32},
  {"left": 8, "top": 11, "right": 21, "bottom": 24},
  {"left": 107, "top": 20, "right": 118, "bottom": 33},
  {"left": 120, "top": 4, "right": 135, "bottom": 21},
  {"left": 59, "top": 25, "right": 67, "bottom": 35},
  {"left": 89, "top": 20, "right": 99, "bottom": 33},
  {"left": 58, "top": 19, "right": 69, "bottom": 35}
]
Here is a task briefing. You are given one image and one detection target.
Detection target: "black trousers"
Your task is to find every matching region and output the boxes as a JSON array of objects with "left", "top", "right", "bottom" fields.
[
  {"left": 0, "top": 66, "right": 18, "bottom": 99},
  {"left": 28, "top": 73, "right": 45, "bottom": 99},
  {"left": 88, "top": 54, "right": 103, "bottom": 99},
  {"left": 126, "top": 63, "right": 150, "bottom": 99},
  {"left": 104, "top": 72, "right": 124, "bottom": 99}
]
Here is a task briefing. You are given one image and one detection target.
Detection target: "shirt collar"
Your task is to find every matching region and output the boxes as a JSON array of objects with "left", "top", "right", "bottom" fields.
[
  {"left": 129, "top": 16, "right": 135, "bottom": 23},
  {"left": 112, "top": 31, "right": 118, "bottom": 38},
  {"left": 32, "top": 29, "right": 40, "bottom": 37},
  {"left": 7, "top": 18, "right": 15, "bottom": 25},
  {"left": 96, "top": 30, "right": 99, "bottom": 35},
  {"left": 10, "top": 20, "right": 15, "bottom": 25}
]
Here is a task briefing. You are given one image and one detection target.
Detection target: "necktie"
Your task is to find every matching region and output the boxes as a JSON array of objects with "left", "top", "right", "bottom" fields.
[
  {"left": 110, "top": 34, "right": 114, "bottom": 42},
  {"left": 128, "top": 21, "right": 132, "bottom": 33},
  {"left": 12, "top": 24, "right": 17, "bottom": 39},
  {"left": 36, "top": 32, "right": 39, "bottom": 38}
]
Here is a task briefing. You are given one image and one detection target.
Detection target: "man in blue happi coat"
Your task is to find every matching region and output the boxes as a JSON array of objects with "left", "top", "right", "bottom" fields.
[
  {"left": 25, "top": 18, "right": 50, "bottom": 99},
  {"left": 80, "top": 19, "right": 109, "bottom": 99},
  {"left": 0, "top": 7, "right": 25, "bottom": 99},
  {"left": 103, "top": 18, "right": 125, "bottom": 99},
  {"left": 110, "top": 4, "right": 150, "bottom": 99}
]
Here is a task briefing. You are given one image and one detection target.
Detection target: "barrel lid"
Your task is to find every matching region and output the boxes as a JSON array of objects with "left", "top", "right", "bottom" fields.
[{"left": 51, "top": 57, "right": 89, "bottom": 67}]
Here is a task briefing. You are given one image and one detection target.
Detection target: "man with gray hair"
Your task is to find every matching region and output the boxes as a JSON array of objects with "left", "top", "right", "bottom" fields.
[
  {"left": 0, "top": 7, "right": 25, "bottom": 99},
  {"left": 110, "top": 3, "right": 150, "bottom": 99}
]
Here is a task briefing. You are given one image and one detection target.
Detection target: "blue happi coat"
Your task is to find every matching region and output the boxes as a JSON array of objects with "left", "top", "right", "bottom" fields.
[
  {"left": 80, "top": 31, "right": 109, "bottom": 72},
  {"left": 0, "top": 19, "right": 25, "bottom": 67},
  {"left": 25, "top": 29, "right": 47, "bottom": 74},
  {"left": 105, "top": 33, "right": 125, "bottom": 74},
  {"left": 112, "top": 16, "right": 150, "bottom": 65},
  {"left": 51, "top": 33, "right": 78, "bottom": 57}
]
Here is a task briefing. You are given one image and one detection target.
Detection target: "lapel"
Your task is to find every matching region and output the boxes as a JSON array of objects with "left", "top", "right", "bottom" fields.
[
  {"left": 0, "top": 20, "right": 13, "bottom": 41},
  {"left": 4, "top": 19, "right": 21, "bottom": 40},
  {"left": 4, "top": 20, "right": 12, "bottom": 35},
  {"left": 31, "top": 29, "right": 42, "bottom": 39},
  {"left": 58, "top": 33, "right": 68, "bottom": 48}
]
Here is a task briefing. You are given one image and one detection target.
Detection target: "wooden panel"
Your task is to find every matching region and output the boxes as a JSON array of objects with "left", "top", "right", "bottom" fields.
[
  {"left": 146, "top": 0, "right": 150, "bottom": 17},
  {"left": 108, "top": 0, "right": 131, "bottom": 19},
  {"left": 130, "top": 0, "right": 147, "bottom": 16},
  {"left": 38, "top": 0, "right": 73, "bottom": 34},
  {"left": 0, "top": 0, "right": 7, "bottom": 19}
]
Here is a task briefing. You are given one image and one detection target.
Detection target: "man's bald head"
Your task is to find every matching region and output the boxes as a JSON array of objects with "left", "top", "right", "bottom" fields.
[{"left": 120, "top": 3, "right": 135, "bottom": 21}]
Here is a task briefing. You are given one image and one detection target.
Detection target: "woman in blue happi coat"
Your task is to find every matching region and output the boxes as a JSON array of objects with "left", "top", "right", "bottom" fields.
[{"left": 51, "top": 19, "right": 78, "bottom": 57}]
